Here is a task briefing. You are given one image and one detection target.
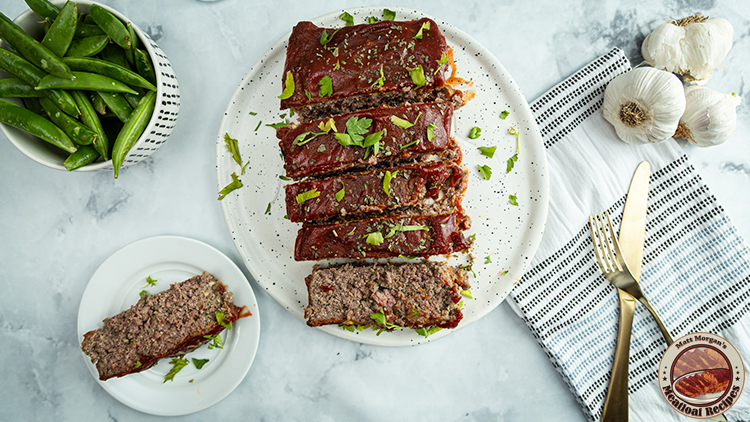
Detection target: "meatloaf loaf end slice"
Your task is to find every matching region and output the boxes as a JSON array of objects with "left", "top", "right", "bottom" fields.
[
  {"left": 280, "top": 18, "right": 460, "bottom": 121},
  {"left": 80, "top": 272, "right": 245, "bottom": 381},
  {"left": 304, "top": 262, "right": 470, "bottom": 329}
]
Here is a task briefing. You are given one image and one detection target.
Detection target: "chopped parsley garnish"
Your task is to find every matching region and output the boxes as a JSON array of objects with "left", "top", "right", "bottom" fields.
[
  {"left": 363, "top": 232, "right": 384, "bottom": 246},
  {"left": 426, "top": 123, "right": 437, "bottom": 142},
  {"left": 506, "top": 126, "right": 521, "bottom": 173},
  {"left": 163, "top": 358, "right": 189, "bottom": 383},
  {"left": 296, "top": 189, "right": 320, "bottom": 204},
  {"left": 370, "top": 309, "right": 401, "bottom": 334},
  {"left": 340, "top": 12, "right": 354, "bottom": 26},
  {"left": 277, "top": 70, "right": 294, "bottom": 100},
  {"left": 192, "top": 358, "right": 209, "bottom": 370},
  {"left": 435, "top": 51, "right": 449, "bottom": 75},
  {"left": 215, "top": 311, "right": 232, "bottom": 331},
  {"left": 391, "top": 111, "right": 422, "bottom": 129},
  {"left": 204, "top": 333, "right": 224, "bottom": 350},
  {"left": 363, "top": 131, "right": 383, "bottom": 148},
  {"left": 509, "top": 193, "right": 518, "bottom": 206},
  {"left": 224, "top": 133, "right": 248, "bottom": 174},
  {"left": 319, "top": 76, "right": 333, "bottom": 96},
  {"left": 371, "top": 65, "right": 385, "bottom": 89},
  {"left": 266, "top": 122, "right": 287, "bottom": 129},
  {"left": 408, "top": 65, "right": 426, "bottom": 89},
  {"left": 383, "top": 8, "right": 396, "bottom": 20},
  {"left": 333, "top": 60, "right": 340, "bottom": 71},
  {"left": 484, "top": 256, "right": 492, "bottom": 264},
  {"left": 506, "top": 154, "right": 518, "bottom": 173},
  {"left": 413, "top": 21, "right": 430, "bottom": 40},
  {"left": 135, "top": 361, "right": 142, "bottom": 368},
  {"left": 335, "top": 180, "right": 345, "bottom": 202},
  {"left": 400, "top": 139, "right": 420, "bottom": 149},
  {"left": 478, "top": 164, "right": 492, "bottom": 180},
  {"left": 319, "top": 28, "right": 341, "bottom": 46},
  {"left": 317, "top": 145, "right": 326, "bottom": 152},
  {"left": 144, "top": 276, "right": 157, "bottom": 288},
  {"left": 468, "top": 126, "right": 481, "bottom": 139},
  {"left": 305, "top": 90, "right": 312, "bottom": 101},
  {"left": 415, "top": 326, "right": 442, "bottom": 338},
  {"left": 399, "top": 255, "right": 417, "bottom": 260},
  {"left": 293, "top": 131, "right": 325, "bottom": 146},
  {"left": 318, "top": 118, "right": 337, "bottom": 133},
  {"left": 139, "top": 290, "right": 148, "bottom": 297},
  {"left": 254, "top": 121, "right": 261, "bottom": 131},
  {"left": 346, "top": 116, "right": 372, "bottom": 142},
  {"left": 248, "top": 111, "right": 257, "bottom": 116},
  {"left": 385, "top": 224, "right": 429, "bottom": 238},
  {"left": 478, "top": 146, "right": 496, "bottom": 158},
  {"left": 265, "top": 203, "right": 271, "bottom": 215},
  {"left": 501, "top": 270, "right": 509, "bottom": 276},
  {"left": 461, "top": 289, "right": 473, "bottom": 299},
  {"left": 279, "top": 175, "right": 291, "bottom": 181},
  {"left": 335, "top": 116, "right": 382, "bottom": 157},
  {"left": 218, "top": 172, "right": 242, "bottom": 200},
  {"left": 500, "top": 110, "right": 509, "bottom": 119},
  {"left": 382, "top": 170, "right": 397, "bottom": 197},
  {"left": 366, "top": 16, "right": 380, "bottom": 23}
]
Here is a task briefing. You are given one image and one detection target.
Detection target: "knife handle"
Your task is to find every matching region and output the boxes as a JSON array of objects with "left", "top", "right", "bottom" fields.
[{"left": 602, "top": 289, "right": 637, "bottom": 422}]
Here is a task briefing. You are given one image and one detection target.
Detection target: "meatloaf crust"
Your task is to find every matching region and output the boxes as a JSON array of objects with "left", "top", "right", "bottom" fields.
[
  {"left": 80, "top": 272, "right": 244, "bottom": 381},
  {"left": 285, "top": 161, "right": 467, "bottom": 223},
  {"left": 304, "top": 262, "right": 470, "bottom": 328}
]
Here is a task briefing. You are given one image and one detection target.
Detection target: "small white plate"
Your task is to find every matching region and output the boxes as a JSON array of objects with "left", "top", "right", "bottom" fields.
[{"left": 77, "top": 236, "right": 260, "bottom": 416}]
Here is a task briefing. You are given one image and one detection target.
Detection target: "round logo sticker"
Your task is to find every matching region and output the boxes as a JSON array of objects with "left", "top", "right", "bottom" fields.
[{"left": 658, "top": 332, "right": 745, "bottom": 419}]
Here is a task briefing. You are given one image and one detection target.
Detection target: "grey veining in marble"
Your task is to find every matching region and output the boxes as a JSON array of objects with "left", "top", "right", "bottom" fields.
[{"left": 1, "top": 1, "right": 748, "bottom": 421}]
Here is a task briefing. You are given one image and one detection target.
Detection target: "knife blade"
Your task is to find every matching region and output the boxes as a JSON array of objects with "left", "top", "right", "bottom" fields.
[{"left": 601, "top": 161, "right": 650, "bottom": 422}]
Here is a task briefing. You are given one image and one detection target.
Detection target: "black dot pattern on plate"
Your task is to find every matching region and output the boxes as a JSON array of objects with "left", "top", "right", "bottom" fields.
[{"left": 124, "top": 30, "right": 181, "bottom": 166}]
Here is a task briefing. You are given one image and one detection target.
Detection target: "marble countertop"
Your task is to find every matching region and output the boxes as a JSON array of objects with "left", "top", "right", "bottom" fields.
[{"left": 1, "top": 1, "right": 748, "bottom": 420}]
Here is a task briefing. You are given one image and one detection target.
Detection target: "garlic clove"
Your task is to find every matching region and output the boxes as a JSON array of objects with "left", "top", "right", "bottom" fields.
[
  {"left": 675, "top": 86, "right": 741, "bottom": 147},
  {"left": 602, "top": 67, "right": 686, "bottom": 145},
  {"left": 642, "top": 22, "right": 688, "bottom": 74}
]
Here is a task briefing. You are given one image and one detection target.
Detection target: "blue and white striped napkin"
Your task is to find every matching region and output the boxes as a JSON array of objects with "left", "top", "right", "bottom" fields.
[{"left": 507, "top": 48, "right": 750, "bottom": 422}]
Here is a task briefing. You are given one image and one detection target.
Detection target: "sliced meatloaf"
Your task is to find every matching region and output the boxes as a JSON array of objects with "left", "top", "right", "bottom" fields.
[
  {"left": 285, "top": 161, "right": 467, "bottom": 223},
  {"left": 304, "top": 262, "right": 470, "bottom": 328},
  {"left": 80, "top": 272, "right": 244, "bottom": 381},
  {"left": 280, "top": 18, "right": 461, "bottom": 121},
  {"left": 279, "top": 102, "right": 458, "bottom": 180},
  {"left": 294, "top": 212, "right": 471, "bottom": 261}
]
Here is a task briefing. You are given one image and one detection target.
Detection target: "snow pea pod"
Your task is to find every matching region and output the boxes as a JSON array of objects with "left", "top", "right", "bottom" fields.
[
  {"left": 123, "top": 86, "right": 144, "bottom": 109},
  {"left": 0, "top": 77, "right": 43, "bottom": 97},
  {"left": 73, "top": 23, "right": 105, "bottom": 39},
  {"left": 0, "top": 12, "right": 74, "bottom": 80},
  {"left": 63, "top": 57, "right": 156, "bottom": 91},
  {"left": 41, "top": 1, "right": 77, "bottom": 57},
  {"left": 37, "top": 71, "right": 138, "bottom": 94},
  {"left": 0, "top": 97, "right": 76, "bottom": 153},
  {"left": 64, "top": 145, "right": 99, "bottom": 170},
  {"left": 99, "top": 43, "right": 129, "bottom": 68},
  {"left": 0, "top": 48, "right": 80, "bottom": 116},
  {"left": 89, "top": 4, "right": 131, "bottom": 49},
  {"left": 23, "top": 97, "right": 45, "bottom": 116},
  {"left": 70, "top": 90, "right": 108, "bottom": 159},
  {"left": 125, "top": 22, "right": 137, "bottom": 65},
  {"left": 134, "top": 48, "right": 155, "bottom": 85},
  {"left": 65, "top": 35, "right": 108, "bottom": 57},
  {"left": 39, "top": 97, "right": 96, "bottom": 145},
  {"left": 24, "top": 0, "right": 59, "bottom": 22},
  {"left": 112, "top": 90, "right": 155, "bottom": 178},
  {"left": 95, "top": 91, "right": 131, "bottom": 123}
]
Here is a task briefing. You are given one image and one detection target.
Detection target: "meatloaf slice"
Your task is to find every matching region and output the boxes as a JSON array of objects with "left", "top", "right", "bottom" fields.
[
  {"left": 280, "top": 18, "right": 460, "bottom": 121},
  {"left": 285, "top": 161, "right": 467, "bottom": 223},
  {"left": 80, "top": 272, "right": 244, "bottom": 381},
  {"left": 279, "top": 102, "right": 459, "bottom": 180},
  {"left": 304, "top": 262, "right": 470, "bottom": 329},
  {"left": 294, "top": 212, "right": 471, "bottom": 261}
]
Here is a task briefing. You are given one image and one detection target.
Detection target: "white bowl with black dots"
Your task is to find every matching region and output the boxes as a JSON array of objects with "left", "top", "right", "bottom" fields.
[{"left": 0, "top": 1, "right": 180, "bottom": 172}]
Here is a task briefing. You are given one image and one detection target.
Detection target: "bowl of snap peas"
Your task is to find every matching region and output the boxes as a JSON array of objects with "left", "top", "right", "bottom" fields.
[{"left": 0, "top": 0, "right": 180, "bottom": 177}]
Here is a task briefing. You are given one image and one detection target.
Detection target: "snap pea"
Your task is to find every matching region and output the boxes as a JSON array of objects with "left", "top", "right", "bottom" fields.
[
  {"left": 23, "top": 97, "right": 45, "bottom": 116},
  {"left": 96, "top": 91, "right": 131, "bottom": 123},
  {"left": 65, "top": 35, "right": 108, "bottom": 57},
  {"left": 125, "top": 22, "right": 137, "bottom": 65},
  {"left": 62, "top": 57, "right": 156, "bottom": 91},
  {"left": 0, "top": 77, "right": 43, "bottom": 97},
  {"left": 39, "top": 97, "right": 96, "bottom": 145},
  {"left": 41, "top": 1, "right": 77, "bottom": 57},
  {"left": 89, "top": 4, "right": 131, "bottom": 49},
  {"left": 24, "top": 0, "right": 59, "bottom": 22},
  {"left": 112, "top": 90, "right": 155, "bottom": 178},
  {"left": 134, "top": 48, "right": 155, "bottom": 85},
  {"left": 0, "top": 48, "right": 80, "bottom": 116},
  {"left": 91, "top": 92, "right": 106, "bottom": 114},
  {"left": 0, "top": 97, "right": 76, "bottom": 153},
  {"left": 70, "top": 90, "right": 108, "bottom": 159},
  {"left": 63, "top": 145, "right": 99, "bottom": 170},
  {"left": 37, "top": 71, "right": 138, "bottom": 94},
  {"left": 123, "top": 86, "right": 144, "bottom": 109},
  {"left": 0, "top": 12, "right": 74, "bottom": 79},
  {"left": 99, "top": 43, "right": 129, "bottom": 68},
  {"left": 73, "top": 23, "right": 104, "bottom": 39},
  {"left": 83, "top": 14, "right": 95, "bottom": 25}
]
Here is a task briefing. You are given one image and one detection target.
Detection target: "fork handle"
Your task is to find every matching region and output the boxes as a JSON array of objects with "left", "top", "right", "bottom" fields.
[
  {"left": 637, "top": 297, "right": 674, "bottom": 345},
  {"left": 602, "top": 289, "right": 637, "bottom": 422}
]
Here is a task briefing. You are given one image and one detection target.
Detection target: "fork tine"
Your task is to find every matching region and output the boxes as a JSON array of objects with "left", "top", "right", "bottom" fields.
[
  {"left": 601, "top": 212, "right": 622, "bottom": 272},
  {"left": 589, "top": 216, "right": 607, "bottom": 273},
  {"left": 605, "top": 211, "right": 626, "bottom": 270}
]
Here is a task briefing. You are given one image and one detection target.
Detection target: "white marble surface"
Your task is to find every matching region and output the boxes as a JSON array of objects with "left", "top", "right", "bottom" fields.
[{"left": 1, "top": 1, "right": 749, "bottom": 420}]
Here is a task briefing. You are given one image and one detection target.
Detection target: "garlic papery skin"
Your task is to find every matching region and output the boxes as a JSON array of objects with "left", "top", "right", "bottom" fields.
[
  {"left": 641, "top": 14, "right": 733, "bottom": 82},
  {"left": 675, "top": 86, "right": 741, "bottom": 147},
  {"left": 602, "top": 67, "right": 686, "bottom": 145}
]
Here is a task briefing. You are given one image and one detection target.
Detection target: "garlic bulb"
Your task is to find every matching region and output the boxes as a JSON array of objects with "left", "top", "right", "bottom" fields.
[
  {"left": 675, "top": 86, "right": 741, "bottom": 147},
  {"left": 642, "top": 14, "right": 733, "bottom": 82},
  {"left": 602, "top": 67, "right": 686, "bottom": 145}
]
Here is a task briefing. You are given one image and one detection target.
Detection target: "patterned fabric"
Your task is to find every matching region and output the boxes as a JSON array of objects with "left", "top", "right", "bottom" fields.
[{"left": 507, "top": 48, "right": 750, "bottom": 421}]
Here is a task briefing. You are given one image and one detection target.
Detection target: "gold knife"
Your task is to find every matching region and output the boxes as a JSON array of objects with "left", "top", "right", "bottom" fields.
[{"left": 601, "top": 161, "right": 650, "bottom": 422}]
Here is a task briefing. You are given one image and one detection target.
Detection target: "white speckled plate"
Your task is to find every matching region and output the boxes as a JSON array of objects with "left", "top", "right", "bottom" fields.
[
  {"left": 216, "top": 7, "right": 548, "bottom": 346},
  {"left": 76, "top": 236, "right": 260, "bottom": 416}
]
